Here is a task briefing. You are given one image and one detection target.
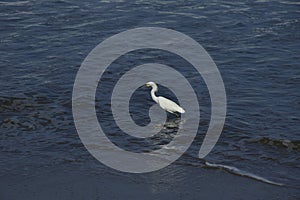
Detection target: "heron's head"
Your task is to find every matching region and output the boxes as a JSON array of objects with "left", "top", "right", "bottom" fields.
[
  {"left": 145, "top": 81, "right": 156, "bottom": 87},
  {"left": 145, "top": 81, "right": 158, "bottom": 91}
]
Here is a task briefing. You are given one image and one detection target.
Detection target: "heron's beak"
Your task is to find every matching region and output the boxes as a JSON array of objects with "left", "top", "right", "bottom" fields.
[{"left": 145, "top": 83, "right": 150, "bottom": 87}]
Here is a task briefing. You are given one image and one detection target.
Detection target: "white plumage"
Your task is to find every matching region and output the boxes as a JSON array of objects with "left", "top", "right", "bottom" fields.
[{"left": 145, "top": 82, "right": 185, "bottom": 115}]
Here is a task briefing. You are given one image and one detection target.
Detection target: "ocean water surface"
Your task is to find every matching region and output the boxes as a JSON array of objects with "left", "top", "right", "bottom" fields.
[{"left": 0, "top": 0, "right": 299, "bottom": 199}]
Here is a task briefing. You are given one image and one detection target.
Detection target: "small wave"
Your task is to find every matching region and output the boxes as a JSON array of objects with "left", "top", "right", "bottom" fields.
[
  {"left": 205, "top": 161, "right": 284, "bottom": 186},
  {"left": 157, "top": 11, "right": 207, "bottom": 19},
  {"left": 280, "top": 0, "right": 300, "bottom": 5},
  {"left": 0, "top": 1, "right": 30, "bottom": 6}
]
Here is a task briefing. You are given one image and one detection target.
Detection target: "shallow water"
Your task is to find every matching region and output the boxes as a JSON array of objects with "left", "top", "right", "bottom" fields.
[{"left": 0, "top": 0, "right": 299, "bottom": 194}]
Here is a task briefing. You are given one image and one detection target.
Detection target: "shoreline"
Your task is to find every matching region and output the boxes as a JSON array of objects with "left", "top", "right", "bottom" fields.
[{"left": 1, "top": 163, "right": 298, "bottom": 200}]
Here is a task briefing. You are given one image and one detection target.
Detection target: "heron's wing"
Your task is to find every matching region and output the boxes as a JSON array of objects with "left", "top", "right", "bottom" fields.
[{"left": 157, "top": 96, "right": 185, "bottom": 113}]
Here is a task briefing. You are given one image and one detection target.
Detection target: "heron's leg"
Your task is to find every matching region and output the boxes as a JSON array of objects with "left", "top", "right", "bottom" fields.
[{"left": 167, "top": 111, "right": 179, "bottom": 118}]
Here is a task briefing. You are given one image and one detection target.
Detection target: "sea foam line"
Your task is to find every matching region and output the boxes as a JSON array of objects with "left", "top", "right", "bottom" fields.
[{"left": 205, "top": 161, "right": 284, "bottom": 186}]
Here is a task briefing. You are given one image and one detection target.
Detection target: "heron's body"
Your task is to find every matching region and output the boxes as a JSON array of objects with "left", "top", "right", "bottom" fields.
[{"left": 146, "top": 82, "right": 185, "bottom": 115}]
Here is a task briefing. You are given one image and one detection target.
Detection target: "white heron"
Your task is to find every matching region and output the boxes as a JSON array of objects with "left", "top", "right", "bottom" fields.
[{"left": 145, "top": 81, "right": 185, "bottom": 116}]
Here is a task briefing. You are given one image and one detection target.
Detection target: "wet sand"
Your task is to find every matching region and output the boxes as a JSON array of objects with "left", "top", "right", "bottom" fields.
[{"left": 1, "top": 163, "right": 298, "bottom": 200}]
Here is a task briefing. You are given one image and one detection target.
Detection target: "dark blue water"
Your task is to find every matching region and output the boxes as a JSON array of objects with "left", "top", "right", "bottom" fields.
[{"left": 1, "top": 0, "right": 299, "bottom": 198}]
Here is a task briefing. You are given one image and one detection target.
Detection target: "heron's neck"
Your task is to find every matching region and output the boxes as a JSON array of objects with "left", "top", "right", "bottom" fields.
[{"left": 151, "top": 85, "right": 158, "bottom": 103}]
